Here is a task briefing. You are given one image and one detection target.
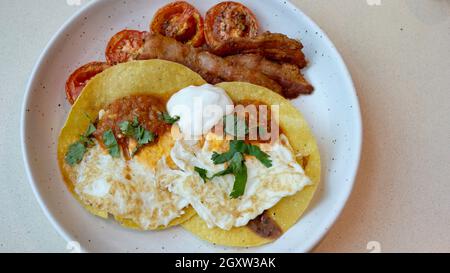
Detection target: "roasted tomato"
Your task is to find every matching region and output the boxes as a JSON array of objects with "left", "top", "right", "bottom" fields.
[
  {"left": 65, "top": 62, "right": 110, "bottom": 105},
  {"left": 150, "top": 1, "right": 205, "bottom": 47},
  {"left": 105, "top": 29, "right": 147, "bottom": 65},
  {"left": 205, "top": 1, "right": 259, "bottom": 49}
]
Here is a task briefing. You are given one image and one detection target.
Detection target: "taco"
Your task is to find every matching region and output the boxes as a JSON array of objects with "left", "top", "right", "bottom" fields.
[
  {"left": 179, "top": 82, "right": 320, "bottom": 246},
  {"left": 58, "top": 60, "right": 205, "bottom": 230}
]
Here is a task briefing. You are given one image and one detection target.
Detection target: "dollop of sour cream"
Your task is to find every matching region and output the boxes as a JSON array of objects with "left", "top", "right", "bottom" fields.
[{"left": 167, "top": 84, "right": 234, "bottom": 139}]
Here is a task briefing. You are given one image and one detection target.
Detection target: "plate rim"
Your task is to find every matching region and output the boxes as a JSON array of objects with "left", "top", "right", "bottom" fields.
[{"left": 20, "top": 0, "right": 362, "bottom": 253}]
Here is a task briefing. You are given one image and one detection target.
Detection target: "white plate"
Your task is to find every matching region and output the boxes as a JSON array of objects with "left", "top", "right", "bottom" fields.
[{"left": 21, "top": 0, "right": 361, "bottom": 253}]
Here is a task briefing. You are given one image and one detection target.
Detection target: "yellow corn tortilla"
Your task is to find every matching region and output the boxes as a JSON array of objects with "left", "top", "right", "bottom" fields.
[
  {"left": 58, "top": 60, "right": 206, "bottom": 229},
  {"left": 181, "top": 82, "right": 321, "bottom": 247}
]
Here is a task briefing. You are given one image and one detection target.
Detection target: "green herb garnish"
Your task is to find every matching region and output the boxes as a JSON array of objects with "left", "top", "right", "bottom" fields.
[
  {"left": 211, "top": 140, "right": 272, "bottom": 168},
  {"left": 211, "top": 167, "right": 233, "bottom": 178},
  {"left": 211, "top": 151, "right": 234, "bottom": 165},
  {"left": 207, "top": 139, "right": 272, "bottom": 198},
  {"left": 79, "top": 123, "right": 96, "bottom": 146},
  {"left": 119, "top": 120, "right": 134, "bottom": 136},
  {"left": 119, "top": 117, "right": 155, "bottom": 156},
  {"left": 246, "top": 144, "right": 272, "bottom": 168},
  {"left": 228, "top": 153, "right": 248, "bottom": 198},
  {"left": 194, "top": 162, "right": 236, "bottom": 183},
  {"left": 103, "top": 129, "right": 120, "bottom": 158},
  {"left": 209, "top": 152, "right": 248, "bottom": 198},
  {"left": 65, "top": 122, "right": 96, "bottom": 166},
  {"left": 65, "top": 142, "right": 87, "bottom": 166},
  {"left": 194, "top": 167, "right": 210, "bottom": 183},
  {"left": 159, "top": 112, "right": 180, "bottom": 125},
  {"left": 85, "top": 123, "right": 96, "bottom": 136},
  {"left": 132, "top": 116, "right": 139, "bottom": 127},
  {"left": 211, "top": 140, "right": 246, "bottom": 164},
  {"left": 194, "top": 146, "right": 254, "bottom": 198},
  {"left": 138, "top": 129, "right": 154, "bottom": 145}
]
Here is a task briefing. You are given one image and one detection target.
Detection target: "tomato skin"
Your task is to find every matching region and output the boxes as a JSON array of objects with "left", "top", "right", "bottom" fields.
[
  {"left": 65, "top": 62, "right": 110, "bottom": 105},
  {"left": 150, "top": 1, "right": 205, "bottom": 47},
  {"left": 105, "top": 30, "right": 147, "bottom": 65},
  {"left": 205, "top": 1, "right": 259, "bottom": 49}
]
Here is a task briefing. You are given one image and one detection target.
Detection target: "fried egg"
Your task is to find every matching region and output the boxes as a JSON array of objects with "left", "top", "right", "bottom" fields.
[
  {"left": 164, "top": 132, "right": 312, "bottom": 230},
  {"left": 71, "top": 132, "right": 190, "bottom": 230}
]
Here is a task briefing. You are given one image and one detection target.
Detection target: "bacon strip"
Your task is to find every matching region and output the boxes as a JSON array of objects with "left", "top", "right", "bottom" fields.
[
  {"left": 207, "top": 32, "right": 308, "bottom": 68},
  {"left": 137, "top": 33, "right": 282, "bottom": 94},
  {"left": 225, "top": 54, "right": 313, "bottom": 98}
]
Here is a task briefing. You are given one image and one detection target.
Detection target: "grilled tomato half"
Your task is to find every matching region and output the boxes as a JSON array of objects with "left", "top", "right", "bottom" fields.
[
  {"left": 150, "top": 1, "right": 205, "bottom": 47},
  {"left": 205, "top": 1, "right": 259, "bottom": 49}
]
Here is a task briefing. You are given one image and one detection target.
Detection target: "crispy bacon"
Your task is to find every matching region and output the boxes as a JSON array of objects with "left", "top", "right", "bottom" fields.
[
  {"left": 225, "top": 54, "right": 313, "bottom": 98},
  {"left": 207, "top": 32, "right": 307, "bottom": 68}
]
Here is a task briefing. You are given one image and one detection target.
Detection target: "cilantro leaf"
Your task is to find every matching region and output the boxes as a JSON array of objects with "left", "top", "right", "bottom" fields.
[
  {"left": 211, "top": 166, "right": 233, "bottom": 178},
  {"left": 213, "top": 140, "right": 271, "bottom": 167},
  {"left": 213, "top": 153, "right": 248, "bottom": 198},
  {"left": 229, "top": 153, "right": 248, "bottom": 198},
  {"left": 79, "top": 122, "right": 96, "bottom": 146},
  {"left": 229, "top": 152, "right": 245, "bottom": 171},
  {"left": 65, "top": 142, "right": 86, "bottom": 166},
  {"left": 131, "top": 130, "right": 155, "bottom": 157},
  {"left": 103, "top": 129, "right": 120, "bottom": 158},
  {"left": 194, "top": 167, "right": 209, "bottom": 183},
  {"left": 134, "top": 125, "right": 144, "bottom": 140},
  {"left": 210, "top": 152, "right": 248, "bottom": 198},
  {"left": 119, "top": 117, "right": 156, "bottom": 156},
  {"left": 230, "top": 140, "right": 248, "bottom": 153},
  {"left": 211, "top": 140, "right": 247, "bottom": 164},
  {"left": 119, "top": 120, "right": 134, "bottom": 136},
  {"left": 85, "top": 123, "right": 96, "bottom": 137},
  {"left": 65, "top": 123, "right": 96, "bottom": 165},
  {"left": 211, "top": 151, "right": 234, "bottom": 165},
  {"left": 246, "top": 145, "right": 272, "bottom": 168},
  {"left": 159, "top": 112, "right": 180, "bottom": 125},
  {"left": 138, "top": 129, "right": 155, "bottom": 146},
  {"left": 209, "top": 138, "right": 272, "bottom": 198},
  {"left": 230, "top": 164, "right": 248, "bottom": 198},
  {"left": 132, "top": 116, "right": 139, "bottom": 127}
]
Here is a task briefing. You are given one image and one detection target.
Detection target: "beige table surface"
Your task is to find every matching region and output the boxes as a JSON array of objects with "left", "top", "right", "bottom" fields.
[{"left": 0, "top": 0, "right": 449, "bottom": 253}]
